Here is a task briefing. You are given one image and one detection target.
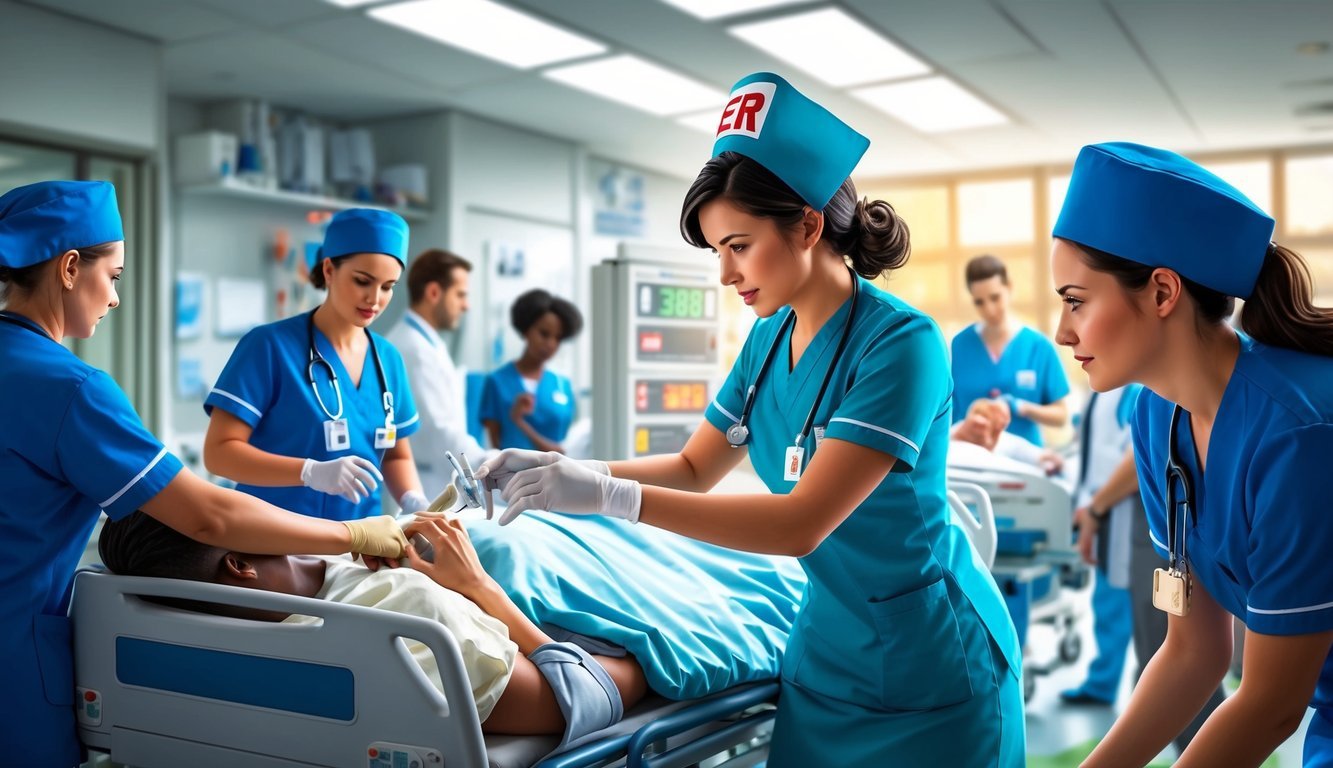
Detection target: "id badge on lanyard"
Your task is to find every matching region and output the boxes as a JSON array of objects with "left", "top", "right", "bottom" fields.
[
  {"left": 374, "top": 392, "right": 397, "bottom": 450},
  {"left": 324, "top": 419, "right": 350, "bottom": 451}
]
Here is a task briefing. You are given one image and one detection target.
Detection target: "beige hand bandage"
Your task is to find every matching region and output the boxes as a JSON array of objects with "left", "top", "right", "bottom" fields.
[{"left": 342, "top": 515, "right": 409, "bottom": 558}]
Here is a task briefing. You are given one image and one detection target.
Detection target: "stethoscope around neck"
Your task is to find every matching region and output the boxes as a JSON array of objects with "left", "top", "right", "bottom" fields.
[
  {"left": 1164, "top": 404, "right": 1197, "bottom": 574},
  {"left": 307, "top": 308, "right": 392, "bottom": 425},
  {"left": 726, "top": 267, "right": 860, "bottom": 454}
]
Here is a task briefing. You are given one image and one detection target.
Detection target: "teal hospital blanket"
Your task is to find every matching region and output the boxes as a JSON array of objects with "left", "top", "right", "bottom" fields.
[{"left": 465, "top": 513, "right": 806, "bottom": 700}]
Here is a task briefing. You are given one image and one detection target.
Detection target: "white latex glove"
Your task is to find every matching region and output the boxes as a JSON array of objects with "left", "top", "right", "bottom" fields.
[
  {"left": 475, "top": 449, "right": 609, "bottom": 495},
  {"left": 496, "top": 457, "right": 641, "bottom": 526},
  {"left": 301, "top": 456, "right": 383, "bottom": 503},
  {"left": 398, "top": 490, "right": 430, "bottom": 516}
]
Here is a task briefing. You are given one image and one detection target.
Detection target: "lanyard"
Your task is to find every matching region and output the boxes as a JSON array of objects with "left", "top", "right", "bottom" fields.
[
  {"left": 306, "top": 309, "right": 392, "bottom": 425},
  {"left": 405, "top": 311, "right": 441, "bottom": 349},
  {"left": 1165, "top": 405, "right": 1197, "bottom": 573},
  {"left": 0, "top": 311, "right": 53, "bottom": 340}
]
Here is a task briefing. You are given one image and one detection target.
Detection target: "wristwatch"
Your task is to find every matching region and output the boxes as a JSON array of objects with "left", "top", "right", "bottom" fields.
[{"left": 1089, "top": 504, "right": 1109, "bottom": 521}]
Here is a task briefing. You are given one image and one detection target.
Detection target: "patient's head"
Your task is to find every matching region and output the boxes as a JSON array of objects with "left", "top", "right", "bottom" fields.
[{"left": 99, "top": 511, "right": 320, "bottom": 620}]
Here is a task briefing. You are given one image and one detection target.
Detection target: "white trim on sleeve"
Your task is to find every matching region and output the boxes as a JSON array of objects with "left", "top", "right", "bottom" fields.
[
  {"left": 396, "top": 413, "right": 420, "bottom": 430},
  {"left": 828, "top": 416, "right": 920, "bottom": 453},
  {"left": 210, "top": 388, "right": 263, "bottom": 419},
  {"left": 100, "top": 447, "right": 168, "bottom": 508},
  {"left": 1148, "top": 529, "right": 1168, "bottom": 551},
  {"left": 1248, "top": 599, "right": 1333, "bottom": 616},
  {"left": 711, "top": 399, "right": 740, "bottom": 424}
]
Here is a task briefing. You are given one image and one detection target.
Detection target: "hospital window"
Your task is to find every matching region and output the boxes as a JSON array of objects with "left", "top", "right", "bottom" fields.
[
  {"left": 1204, "top": 159, "right": 1272, "bottom": 214},
  {"left": 1285, "top": 154, "right": 1333, "bottom": 237},
  {"left": 957, "top": 178, "right": 1034, "bottom": 248}
]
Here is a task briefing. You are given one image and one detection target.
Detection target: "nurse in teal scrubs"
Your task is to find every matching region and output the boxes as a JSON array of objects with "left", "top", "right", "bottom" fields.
[
  {"left": 478, "top": 73, "right": 1025, "bottom": 767},
  {"left": 0, "top": 181, "right": 406, "bottom": 767},
  {"left": 204, "top": 209, "right": 430, "bottom": 521},
  {"left": 1051, "top": 143, "right": 1333, "bottom": 766},
  {"left": 480, "top": 289, "right": 581, "bottom": 452},
  {"left": 952, "top": 253, "right": 1070, "bottom": 446}
]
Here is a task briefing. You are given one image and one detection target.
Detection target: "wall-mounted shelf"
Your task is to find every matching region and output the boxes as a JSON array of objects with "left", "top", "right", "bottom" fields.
[{"left": 178, "top": 178, "right": 431, "bottom": 221}]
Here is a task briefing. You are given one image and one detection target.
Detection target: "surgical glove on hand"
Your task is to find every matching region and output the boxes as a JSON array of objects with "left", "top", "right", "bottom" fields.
[
  {"left": 498, "top": 458, "right": 641, "bottom": 526},
  {"left": 475, "top": 449, "right": 610, "bottom": 491},
  {"left": 397, "top": 490, "right": 430, "bottom": 516},
  {"left": 342, "top": 514, "right": 408, "bottom": 558},
  {"left": 301, "top": 456, "right": 383, "bottom": 503}
]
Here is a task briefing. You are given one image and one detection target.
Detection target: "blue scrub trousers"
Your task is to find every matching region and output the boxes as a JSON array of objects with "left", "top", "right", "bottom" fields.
[{"left": 1066, "top": 569, "right": 1133, "bottom": 702}]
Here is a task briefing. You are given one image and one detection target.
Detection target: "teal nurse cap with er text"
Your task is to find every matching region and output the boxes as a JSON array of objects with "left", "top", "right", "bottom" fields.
[{"left": 711, "top": 72, "right": 870, "bottom": 211}]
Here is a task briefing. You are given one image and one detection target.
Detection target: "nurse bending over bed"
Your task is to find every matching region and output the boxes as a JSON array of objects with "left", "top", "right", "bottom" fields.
[
  {"left": 97, "top": 510, "right": 647, "bottom": 747},
  {"left": 0, "top": 181, "right": 407, "bottom": 768},
  {"left": 478, "top": 72, "right": 1025, "bottom": 768}
]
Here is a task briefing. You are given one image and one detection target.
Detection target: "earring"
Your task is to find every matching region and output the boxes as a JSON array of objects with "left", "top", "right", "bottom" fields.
[{"left": 64, "top": 282, "right": 73, "bottom": 290}]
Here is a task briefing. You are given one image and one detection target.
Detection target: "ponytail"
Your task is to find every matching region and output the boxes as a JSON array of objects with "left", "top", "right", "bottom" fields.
[{"left": 1239, "top": 243, "right": 1333, "bottom": 356}]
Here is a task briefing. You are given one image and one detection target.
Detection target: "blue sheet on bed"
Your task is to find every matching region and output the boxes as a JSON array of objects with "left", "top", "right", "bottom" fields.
[{"left": 465, "top": 513, "right": 807, "bottom": 700}]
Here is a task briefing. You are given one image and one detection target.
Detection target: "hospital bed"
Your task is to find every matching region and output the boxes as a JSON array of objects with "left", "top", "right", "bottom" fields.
[
  {"left": 71, "top": 569, "right": 778, "bottom": 768},
  {"left": 947, "top": 442, "right": 1089, "bottom": 701}
]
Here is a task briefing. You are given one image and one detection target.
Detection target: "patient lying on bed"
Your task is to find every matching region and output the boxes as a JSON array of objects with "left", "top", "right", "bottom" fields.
[{"left": 97, "top": 511, "right": 647, "bottom": 747}]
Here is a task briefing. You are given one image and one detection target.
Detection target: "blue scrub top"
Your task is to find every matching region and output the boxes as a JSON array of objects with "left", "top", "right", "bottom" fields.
[
  {"left": 1134, "top": 334, "right": 1333, "bottom": 715},
  {"left": 951, "top": 324, "right": 1069, "bottom": 446},
  {"left": 0, "top": 312, "right": 184, "bottom": 766},
  {"left": 704, "top": 278, "right": 1021, "bottom": 728},
  {"left": 204, "top": 313, "right": 419, "bottom": 522},
  {"left": 479, "top": 362, "right": 575, "bottom": 450}
]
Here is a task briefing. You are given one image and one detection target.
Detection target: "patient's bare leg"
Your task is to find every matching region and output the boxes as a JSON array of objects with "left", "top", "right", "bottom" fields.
[{"left": 481, "top": 652, "right": 647, "bottom": 735}]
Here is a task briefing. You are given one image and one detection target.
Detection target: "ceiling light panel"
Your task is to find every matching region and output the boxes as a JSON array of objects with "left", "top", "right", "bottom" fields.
[
  {"left": 658, "top": 0, "right": 811, "bottom": 21},
  {"left": 852, "top": 76, "right": 1008, "bottom": 133},
  {"left": 676, "top": 109, "right": 728, "bottom": 133},
  {"left": 544, "top": 55, "right": 725, "bottom": 116},
  {"left": 324, "top": 0, "right": 382, "bottom": 7},
  {"left": 728, "top": 7, "right": 929, "bottom": 87},
  {"left": 369, "top": 0, "right": 606, "bottom": 69}
]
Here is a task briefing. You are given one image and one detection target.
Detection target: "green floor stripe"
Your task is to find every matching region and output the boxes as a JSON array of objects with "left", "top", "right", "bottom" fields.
[{"left": 1026, "top": 738, "right": 1280, "bottom": 768}]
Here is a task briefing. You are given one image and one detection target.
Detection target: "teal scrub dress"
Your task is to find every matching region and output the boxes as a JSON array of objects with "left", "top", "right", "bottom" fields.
[
  {"left": 705, "top": 278, "right": 1025, "bottom": 767},
  {"left": 0, "top": 312, "right": 184, "bottom": 766},
  {"left": 204, "top": 312, "right": 419, "bottom": 521},
  {"left": 951, "top": 324, "right": 1069, "bottom": 446},
  {"left": 1134, "top": 334, "right": 1333, "bottom": 766},
  {"left": 479, "top": 362, "right": 576, "bottom": 450}
]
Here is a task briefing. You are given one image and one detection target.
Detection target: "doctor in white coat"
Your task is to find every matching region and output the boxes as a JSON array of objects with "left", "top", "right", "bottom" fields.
[{"left": 386, "top": 249, "right": 489, "bottom": 498}]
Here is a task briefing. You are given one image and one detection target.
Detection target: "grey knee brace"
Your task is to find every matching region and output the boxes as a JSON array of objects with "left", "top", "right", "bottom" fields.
[{"left": 529, "top": 641, "right": 625, "bottom": 747}]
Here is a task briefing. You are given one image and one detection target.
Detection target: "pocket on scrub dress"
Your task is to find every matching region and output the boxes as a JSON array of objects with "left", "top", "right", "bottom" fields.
[
  {"left": 867, "top": 577, "right": 974, "bottom": 711},
  {"left": 34, "top": 613, "right": 75, "bottom": 706}
]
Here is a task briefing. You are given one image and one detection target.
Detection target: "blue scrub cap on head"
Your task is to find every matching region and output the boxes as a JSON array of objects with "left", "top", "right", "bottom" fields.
[
  {"left": 0, "top": 180, "right": 123, "bottom": 269},
  {"left": 1053, "top": 142, "right": 1275, "bottom": 299},
  {"left": 711, "top": 72, "right": 869, "bottom": 210},
  {"left": 312, "top": 208, "right": 409, "bottom": 269}
]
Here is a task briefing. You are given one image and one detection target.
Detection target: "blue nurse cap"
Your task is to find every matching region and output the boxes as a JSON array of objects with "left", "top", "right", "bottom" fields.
[
  {"left": 0, "top": 180, "right": 123, "bottom": 269},
  {"left": 711, "top": 72, "right": 869, "bottom": 210},
  {"left": 1053, "top": 142, "right": 1274, "bottom": 299},
  {"left": 312, "top": 208, "right": 409, "bottom": 269}
]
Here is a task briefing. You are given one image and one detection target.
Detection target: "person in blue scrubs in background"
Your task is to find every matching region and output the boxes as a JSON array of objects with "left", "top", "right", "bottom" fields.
[
  {"left": 952, "top": 254, "right": 1070, "bottom": 446},
  {"left": 1061, "top": 384, "right": 1143, "bottom": 706},
  {"left": 1052, "top": 142, "right": 1333, "bottom": 766},
  {"left": 204, "top": 209, "right": 430, "bottom": 521},
  {"left": 476, "top": 72, "right": 1025, "bottom": 767},
  {"left": 0, "top": 181, "right": 407, "bottom": 767},
  {"left": 480, "top": 288, "right": 580, "bottom": 453}
]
